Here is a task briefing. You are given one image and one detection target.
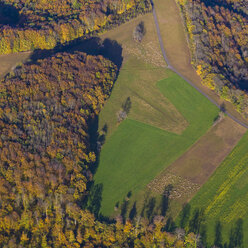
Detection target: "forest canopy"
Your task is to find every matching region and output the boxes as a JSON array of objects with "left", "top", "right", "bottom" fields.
[{"left": 0, "top": 0, "right": 151, "bottom": 54}]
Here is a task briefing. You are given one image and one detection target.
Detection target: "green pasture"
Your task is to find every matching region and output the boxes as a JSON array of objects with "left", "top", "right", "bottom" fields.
[
  {"left": 98, "top": 56, "right": 187, "bottom": 137},
  {"left": 94, "top": 68, "right": 219, "bottom": 216},
  {"left": 184, "top": 131, "right": 248, "bottom": 246}
]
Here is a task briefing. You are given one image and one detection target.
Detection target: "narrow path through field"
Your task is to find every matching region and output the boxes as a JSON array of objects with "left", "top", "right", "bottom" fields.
[{"left": 150, "top": 0, "right": 248, "bottom": 129}]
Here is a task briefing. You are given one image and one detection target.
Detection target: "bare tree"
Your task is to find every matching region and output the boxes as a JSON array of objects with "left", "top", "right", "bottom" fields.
[
  {"left": 133, "top": 21, "right": 146, "bottom": 42},
  {"left": 117, "top": 110, "right": 127, "bottom": 122},
  {"left": 117, "top": 97, "right": 132, "bottom": 122}
]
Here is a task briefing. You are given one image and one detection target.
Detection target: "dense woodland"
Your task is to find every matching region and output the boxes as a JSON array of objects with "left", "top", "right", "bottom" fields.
[
  {"left": 0, "top": 51, "right": 203, "bottom": 247},
  {"left": 0, "top": 51, "right": 115, "bottom": 247},
  {"left": 0, "top": 0, "right": 151, "bottom": 54},
  {"left": 178, "top": 0, "right": 248, "bottom": 116}
]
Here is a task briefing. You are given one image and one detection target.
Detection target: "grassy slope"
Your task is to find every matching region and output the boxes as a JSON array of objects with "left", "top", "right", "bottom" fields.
[
  {"left": 98, "top": 56, "right": 188, "bottom": 137},
  {"left": 187, "top": 132, "right": 248, "bottom": 246},
  {"left": 94, "top": 70, "right": 218, "bottom": 216},
  {"left": 99, "top": 13, "right": 188, "bottom": 137}
]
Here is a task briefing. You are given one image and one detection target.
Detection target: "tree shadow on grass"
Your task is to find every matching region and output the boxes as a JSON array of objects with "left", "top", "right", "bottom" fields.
[
  {"left": 129, "top": 202, "right": 137, "bottom": 221},
  {"left": 29, "top": 36, "right": 123, "bottom": 70},
  {"left": 164, "top": 216, "right": 176, "bottom": 232},
  {"left": 86, "top": 183, "right": 103, "bottom": 218},
  {"left": 161, "top": 184, "right": 173, "bottom": 217},
  {"left": 214, "top": 220, "right": 223, "bottom": 247},
  {"left": 189, "top": 208, "right": 205, "bottom": 234},
  {"left": 228, "top": 218, "right": 244, "bottom": 248},
  {"left": 179, "top": 203, "right": 191, "bottom": 229},
  {"left": 140, "top": 192, "right": 159, "bottom": 223},
  {"left": 119, "top": 191, "right": 133, "bottom": 223}
]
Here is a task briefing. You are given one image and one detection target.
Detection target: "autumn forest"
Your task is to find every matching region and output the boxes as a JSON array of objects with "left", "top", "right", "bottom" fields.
[
  {"left": 0, "top": 0, "right": 247, "bottom": 247},
  {"left": 0, "top": 0, "right": 151, "bottom": 54}
]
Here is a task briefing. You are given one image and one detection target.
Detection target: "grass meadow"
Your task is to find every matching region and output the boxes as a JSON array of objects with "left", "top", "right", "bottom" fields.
[
  {"left": 98, "top": 13, "right": 190, "bottom": 137},
  {"left": 94, "top": 69, "right": 219, "bottom": 216},
  {"left": 185, "top": 131, "right": 248, "bottom": 246}
]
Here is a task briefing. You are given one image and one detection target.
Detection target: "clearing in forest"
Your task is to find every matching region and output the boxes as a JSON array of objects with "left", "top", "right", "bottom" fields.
[
  {"left": 94, "top": 4, "right": 247, "bottom": 219},
  {"left": 98, "top": 13, "right": 188, "bottom": 136}
]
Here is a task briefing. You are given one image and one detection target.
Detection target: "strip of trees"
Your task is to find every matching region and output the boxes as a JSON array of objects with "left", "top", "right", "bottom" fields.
[
  {"left": 177, "top": 0, "right": 248, "bottom": 118},
  {"left": 0, "top": 0, "right": 151, "bottom": 54}
]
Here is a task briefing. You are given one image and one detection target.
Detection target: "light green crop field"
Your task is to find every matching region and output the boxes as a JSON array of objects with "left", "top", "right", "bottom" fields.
[
  {"left": 94, "top": 69, "right": 219, "bottom": 216},
  {"left": 185, "top": 131, "right": 248, "bottom": 246}
]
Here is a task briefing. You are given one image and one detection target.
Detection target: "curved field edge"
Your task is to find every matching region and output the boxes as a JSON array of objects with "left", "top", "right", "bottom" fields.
[
  {"left": 184, "top": 131, "right": 248, "bottom": 246},
  {"left": 0, "top": 52, "right": 31, "bottom": 79},
  {"left": 94, "top": 69, "right": 219, "bottom": 216}
]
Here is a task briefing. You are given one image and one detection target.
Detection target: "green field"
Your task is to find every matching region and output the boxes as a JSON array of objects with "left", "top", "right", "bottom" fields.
[
  {"left": 98, "top": 13, "right": 189, "bottom": 137},
  {"left": 184, "top": 131, "right": 248, "bottom": 246},
  {"left": 97, "top": 57, "right": 188, "bottom": 137},
  {"left": 94, "top": 69, "right": 219, "bottom": 216}
]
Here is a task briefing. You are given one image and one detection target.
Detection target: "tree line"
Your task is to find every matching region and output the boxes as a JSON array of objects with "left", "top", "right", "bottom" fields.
[{"left": 0, "top": 0, "right": 151, "bottom": 54}]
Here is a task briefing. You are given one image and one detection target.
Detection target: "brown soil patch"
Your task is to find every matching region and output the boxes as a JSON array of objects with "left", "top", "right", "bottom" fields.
[{"left": 168, "top": 117, "right": 246, "bottom": 184}]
